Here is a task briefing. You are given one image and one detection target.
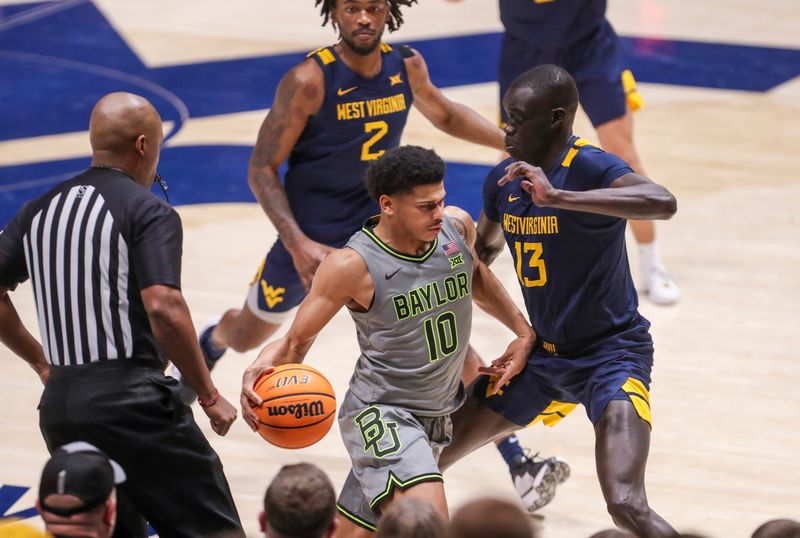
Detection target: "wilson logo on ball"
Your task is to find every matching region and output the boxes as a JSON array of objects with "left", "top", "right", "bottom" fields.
[{"left": 265, "top": 401, "right": 326, "bottom": 419}]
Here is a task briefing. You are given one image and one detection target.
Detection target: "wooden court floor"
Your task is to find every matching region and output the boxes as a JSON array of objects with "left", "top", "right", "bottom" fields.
[{"left": 1, "top": 1, "right": 799, "bottom": 536}]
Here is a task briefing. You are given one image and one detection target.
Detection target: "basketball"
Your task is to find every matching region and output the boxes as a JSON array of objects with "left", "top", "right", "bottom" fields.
[{"left": 252, "top": 363, "right": 337, "bottom": 449}]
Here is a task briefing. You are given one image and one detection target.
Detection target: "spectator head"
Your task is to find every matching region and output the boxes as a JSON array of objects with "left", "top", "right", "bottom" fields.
[
  {"left": 448, "top": 497, "right": 537, "bottom": 538},
  {"left": 588, "top": 530, "right": 634, "bottom": 538},
  {"left": 36, "top": 441, "right": 125, "bottom": 538},
  {"left": 752, "top": 519, "right": 800, "bottom": 538},
  {"left": 375, "top": 497, "right": 447, "bottom": 538},
  {"left": 261, "top": 463, "right": 337, "bottom": 538}
]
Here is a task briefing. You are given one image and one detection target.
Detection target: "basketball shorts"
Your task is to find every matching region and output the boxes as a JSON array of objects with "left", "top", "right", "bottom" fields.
[
  {"left": 335, "top": 391, "right": 452, "bottom": 531},
  {"left": 475, "top": 316, "right": 655, "bottom": 428},
  {"left": 499, "top": 21, "right": 643, "bottom": 127},
  {"left": 246, "top": 239, "right": 305, "bottom": 322}
]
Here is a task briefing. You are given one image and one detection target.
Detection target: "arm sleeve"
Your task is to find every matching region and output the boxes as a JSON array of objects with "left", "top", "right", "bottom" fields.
[
  {"left": 130, "top": 199, "right": 183, "bottom": 290},
  {"left": 482, "top": 162, "right": 507, "bottom": 222},
  {"left": 571, "top": 149, "right": 633, "bottom": 190},
  {"left": 0, "top": 204, "right": 31, "bottom": 289}
]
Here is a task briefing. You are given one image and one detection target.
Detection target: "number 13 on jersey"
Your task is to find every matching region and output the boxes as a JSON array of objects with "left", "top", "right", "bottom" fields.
[{"left": 514, "top": 241, "right": 548, "bottom": 287}]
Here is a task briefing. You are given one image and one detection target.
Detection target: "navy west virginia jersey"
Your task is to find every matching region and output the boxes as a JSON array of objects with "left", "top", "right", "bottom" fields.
[
  {"left": 483, "top": 136, "right": 642, "bottom": 347},
  {"left": 499, "top": 0, "right": 607, "bottom": 49},
  {"left": 285, "top": 44, "right": 414, "bottom": 245}
]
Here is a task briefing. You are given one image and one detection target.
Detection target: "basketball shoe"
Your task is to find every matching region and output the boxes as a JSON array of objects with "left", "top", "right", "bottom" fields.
[
  {"left": 510, "top": 452, "right": 571, "bottom": 513},
  {"left": 640, "top": 265, "right": 680, "bottom": 305},
  {"left": 168, "top": 316, "right": 226, "bottom": 404}
]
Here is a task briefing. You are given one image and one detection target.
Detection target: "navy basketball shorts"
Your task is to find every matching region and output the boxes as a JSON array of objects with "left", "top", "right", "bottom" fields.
[
  {"left": 498, "top": 23, "right": 642, "bottom": 127},
  {"left": 246, "top": 231, "right": 362, "bottom": 322},
  {"left": 475, "top": 317, "right": 655, "bottom": 428},
  {"left": 246, "top": 239, "right": 307, "bottom": 322}
]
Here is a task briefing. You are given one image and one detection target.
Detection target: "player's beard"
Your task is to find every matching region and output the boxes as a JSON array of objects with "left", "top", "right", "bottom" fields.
[{"left": 341, "top": 26, "right": 384, "bottom": 56}]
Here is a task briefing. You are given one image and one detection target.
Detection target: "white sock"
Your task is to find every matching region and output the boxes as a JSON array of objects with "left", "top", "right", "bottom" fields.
[{"left": 638, "top": 241, "right": 664, "bottom": 274}]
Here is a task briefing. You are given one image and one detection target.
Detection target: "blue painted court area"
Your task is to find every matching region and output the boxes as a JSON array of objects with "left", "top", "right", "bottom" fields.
[
  {"left": 0, "top": 146, "right": 492, "bottom": 225},
  {"left": 2, "top": 0, "right": 799, "bottom": 224}
]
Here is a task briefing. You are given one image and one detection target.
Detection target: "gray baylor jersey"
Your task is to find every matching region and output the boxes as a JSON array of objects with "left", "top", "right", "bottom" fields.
[{"left": 345, "top": 215, "right": 474, "bottom": 416}]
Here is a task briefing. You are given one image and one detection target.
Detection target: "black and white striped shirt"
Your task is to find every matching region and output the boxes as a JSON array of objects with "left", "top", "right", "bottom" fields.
[{"left": 0, "top": 168, "right": 182, "bottom": 366}]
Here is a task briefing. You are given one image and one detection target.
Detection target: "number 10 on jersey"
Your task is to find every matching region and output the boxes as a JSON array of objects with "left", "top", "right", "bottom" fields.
[{"left": 424, "top": 311, "right": 459, "bottom": 362}]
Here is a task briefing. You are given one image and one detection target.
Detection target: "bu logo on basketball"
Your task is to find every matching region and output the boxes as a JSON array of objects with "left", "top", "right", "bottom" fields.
[{"left": 266, "top": 400, "right": 325, "bottom": 419}]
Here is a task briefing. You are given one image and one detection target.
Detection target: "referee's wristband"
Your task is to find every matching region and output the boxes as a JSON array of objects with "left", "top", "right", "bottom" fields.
[{"left": 198, "top": 388, "right": 220, "bottom": 408}]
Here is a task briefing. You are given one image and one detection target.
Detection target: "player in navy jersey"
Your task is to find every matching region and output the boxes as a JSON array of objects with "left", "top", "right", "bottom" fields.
[
  {"left": 438, "top": 65, "right": 678, "bottom": 537},
  {"left": 186, "top": 0, "right": 504, "bottom": 364},
  {"left": 451, "top": 0, "right": 680, "bottom": 304},
  {"left": 502, "top": 0, "right": 679, "bottom": 305}
]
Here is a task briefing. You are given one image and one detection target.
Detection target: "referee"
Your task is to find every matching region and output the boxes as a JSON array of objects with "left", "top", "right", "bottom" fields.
[{"left": 0, "top": 92, "right": 244, "bottom": 538}]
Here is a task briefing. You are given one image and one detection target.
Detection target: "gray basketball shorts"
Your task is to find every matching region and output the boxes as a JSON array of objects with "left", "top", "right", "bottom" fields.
[{"left": 335, "top": 390, "right": 452, "bottom": 531}]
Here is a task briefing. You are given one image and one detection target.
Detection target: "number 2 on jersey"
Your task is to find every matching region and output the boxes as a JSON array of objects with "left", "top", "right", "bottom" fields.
[
  {"left": 514, "top": 241, "right": 547, "bottom": 287},
  {"left": 361, "top": 121, "right": 388, "bottom": 161}
]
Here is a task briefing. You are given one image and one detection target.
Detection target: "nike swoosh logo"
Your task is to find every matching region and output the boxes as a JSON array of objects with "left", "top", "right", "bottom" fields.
[
  {"left": 385, "top": 267, "right": 402, "bottom": 280},
  {"left": 337, "top": 86, "right": 358, "bottom": 96},
  {"left": 508, "top": 194, "right": 520, "bottom": 202}
]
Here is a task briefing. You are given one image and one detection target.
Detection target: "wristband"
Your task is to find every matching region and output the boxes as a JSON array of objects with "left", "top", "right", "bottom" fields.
[{"left": 198, "top": 388, "right": 220, "bottom": 408}]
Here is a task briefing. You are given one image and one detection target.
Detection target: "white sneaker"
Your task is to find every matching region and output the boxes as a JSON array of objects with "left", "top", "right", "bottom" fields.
[{"left": 640, "top": 267, "right": 680, "bottom": 305}]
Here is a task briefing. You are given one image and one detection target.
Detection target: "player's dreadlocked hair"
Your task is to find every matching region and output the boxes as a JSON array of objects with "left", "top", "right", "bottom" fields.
[{"left": 315, "top": 0, "right": 418, "bottom": 33}]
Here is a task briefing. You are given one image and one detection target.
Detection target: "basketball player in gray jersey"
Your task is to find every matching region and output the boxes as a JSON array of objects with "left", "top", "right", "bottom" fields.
[{"left": 240, "top": 146, "right": 535, "bottom": 537}]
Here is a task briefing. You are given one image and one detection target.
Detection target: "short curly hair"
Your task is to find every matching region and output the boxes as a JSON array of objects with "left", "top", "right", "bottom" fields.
[
  {"left": 365, "top": 145, "right": 445, "bottom": 201},
  {"left": 315, "top": 0, "right": 418, "bottom": 32}
]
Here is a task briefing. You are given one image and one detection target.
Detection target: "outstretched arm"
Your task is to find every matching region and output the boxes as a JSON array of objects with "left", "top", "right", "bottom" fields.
[
  {"left": 240, "top": 249, "right": 372, "bottom": 430},
  {"left": 248, "top": 60, "right": 331, "bottom": 289},
  {"left": 405, "top": 50, "right": 505, "bottom": 151},
  {"left": 0, "top": 288, "right": 48, "bottom": 384},
  {"left": 445, "top": 207, "right": 534, "bottom": 392},
  {"left": 500, "top": 161, "right": 677, "bottom": 220}
]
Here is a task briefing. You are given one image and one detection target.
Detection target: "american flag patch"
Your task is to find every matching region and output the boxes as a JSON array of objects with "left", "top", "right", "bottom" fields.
[{"left": 442, "top": 241, "right": 460, "bottom": 255}]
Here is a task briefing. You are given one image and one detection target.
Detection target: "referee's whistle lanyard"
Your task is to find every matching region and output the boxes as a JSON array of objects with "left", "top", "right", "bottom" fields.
[{"left": 91, "top": 166, "right": 170, "bottom": 204}]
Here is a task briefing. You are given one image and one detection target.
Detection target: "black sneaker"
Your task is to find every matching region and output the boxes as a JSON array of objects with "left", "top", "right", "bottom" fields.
[{"left": 510, "top": 452, "right": 571, "bottom": 513}]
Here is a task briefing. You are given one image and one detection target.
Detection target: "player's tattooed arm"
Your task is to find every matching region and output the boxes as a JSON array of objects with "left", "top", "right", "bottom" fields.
[
  {"left": 443, "top": 206, "right": 476, "bottom": 250},
  {"left": 445, "top": 208, "right": 534, "bottom": 390},
  {"left": 248, "top": 61, "right": 324, "bottom": 248}
]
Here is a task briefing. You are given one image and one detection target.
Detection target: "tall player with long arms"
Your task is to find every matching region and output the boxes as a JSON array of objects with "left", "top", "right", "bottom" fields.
[{"left": 438, "top": 65, "right": 679, "bottom": 537}]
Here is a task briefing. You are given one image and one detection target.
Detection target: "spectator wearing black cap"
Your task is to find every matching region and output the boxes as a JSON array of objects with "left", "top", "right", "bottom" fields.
[{"left": 37, "top": 442, "right": 126, "bottom": 538}]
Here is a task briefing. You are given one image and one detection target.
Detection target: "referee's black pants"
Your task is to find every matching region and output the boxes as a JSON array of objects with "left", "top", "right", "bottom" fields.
[{"left": 39, "top": 360, "right": 244, "bottom": 538}]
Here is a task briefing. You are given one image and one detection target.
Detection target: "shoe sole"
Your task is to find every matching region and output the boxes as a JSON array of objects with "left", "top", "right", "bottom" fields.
[
  {"left": 524, "top": 469, "right": 558, "bottom": 513},
  {"left": 522, "top": 457, "right": 570, "bottom": 513},
  {"left": 548, "top": 457, "right": 571, "bottom": 485}
]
